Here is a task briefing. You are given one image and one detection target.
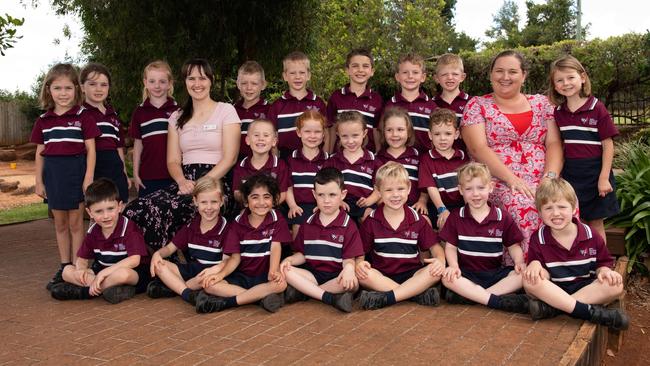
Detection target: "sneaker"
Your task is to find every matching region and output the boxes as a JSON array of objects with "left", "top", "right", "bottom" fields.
[
  {"left": 260, "top": 293, "right": 284, "bottom": 313},
  {"left": 445, "top": 289, "right": 475, "bottom": 305},
  {"left": 359, "top": 290, "right": 388, "bottom": 310},
  {"left": 332, "top": 292, "right": 353, "bottom": 313},
  {"left": 498, "top": 294, "right": 530, "bottom": 314},
  {"left": 102, "top": 285, "right": 136, "bottom": 304},
  {"left": 50, "top": 282, "right": 85, "bottom": 300},
  {"left": 284, "top": 284, "right": 308, "bottom": 303},
  {"left": 46, "top": 267, "right": 65, "bottom": 291},
  {"left": 529, "top": 299, "right": 561, "bottom": 320},
  {"left": 412, "top": 287, "right": 441, "bottom": 307},
  {"left": 146, "top": 279, "right": 176, "bottom": 298},
  {"left": 589, "top": 305, "right": 629, "bottom": 331},
  {"left": 195, "top": 291, "right": 228, "bottom": 313}
]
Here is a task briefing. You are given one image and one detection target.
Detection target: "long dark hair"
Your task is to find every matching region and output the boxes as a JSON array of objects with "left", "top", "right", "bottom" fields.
[{"left": 177, "top": 58, "right": 214, "bottom": 129}]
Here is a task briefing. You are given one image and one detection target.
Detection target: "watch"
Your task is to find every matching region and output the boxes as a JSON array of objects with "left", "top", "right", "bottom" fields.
[
  {"left": 545, "top": 171, "right": 557, "bottom": 179},
  {"left": 437, "top": 206, "right": 448, "bottom": 214}
]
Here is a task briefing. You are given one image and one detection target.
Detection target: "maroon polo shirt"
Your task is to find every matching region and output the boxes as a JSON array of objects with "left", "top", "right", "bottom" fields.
[
  {"left": 171, "top": 215, "right": 228, "bottom": 266},
  {"left": 128, "top": 97, "right": 178, "bottom": 180},
  {"left": 232, "top": 154, "right": 291, "bottom": 193},
  {"left": 324, "top": 149, "right": 380, "bottom": 200},
  {"left": 327, "top": 85, "right": 384, "bottom": 151},
  {"left": 360, "top": 205, "right": 437, "bottom": 275},
  {"left": 528, "top": 217, "right": 613, "bottom": 284},
  {"left": 82, "top": 102, "right": 124, "bottom": 151},
  {"left": 384, "top": 91, "right": 438, "bottom": 152},
  {"left": 376, "top": 147, "right": 421, "bottom": 205},
  {"left": 31, "top": 105, "right": 101, "bottom": 156},
  {"left": 439, "top": 205, "right": 523, "bottom": 272},
  {"left": 234, "top": 98, "right": 270, "bottom": 157},
  {"left": 432, "top": 91, "right": 470, "bottom": 123},
  {"left": 222, "top": 209, "right": 292, "bottom": 277},
  {"left": 287, "top": 149, "right": 329, "bottom": 204},
  {"left": 78, "top": 215, "right": 149, "bottom": 267},
  {"left": 418, "top": 148, "right": 468, "bottom": 207},
  {"left": 293, "top": 209, "right": 364, "bottom": 273},
  {"left": 554, "top": 96, "right": 618, "bottom": 159},
  {"left": 267, "top": 90, "right": 327, "bottom": 152}
]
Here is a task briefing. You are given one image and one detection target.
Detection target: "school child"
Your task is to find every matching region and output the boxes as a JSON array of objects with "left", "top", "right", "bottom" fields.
[
  {"left": 129, "top": 60, "right": 178, "bottom": 197},
  {"left": 268, "top": 51, "right": 328, "bottom": 157},
  {"left": 195, "top": 174, "right": 292, "bottom": 313},
  {"left": 324, "top": 111, "right": 381, "bottom": 221},
  {"left": 147, "top": 176, "right": 227, "bottom": 305},
  {"left": 232, "top": 119, "right": 290, "bottom": 205},
  {"left": 281, "top": 168, "right": 364, "bottom": 312},
  {"left": 375, "top": 107, "right": 428, "bottom": 214},
  {"left": 31, "top": 64, "right": 101, "bottom": 290},
  {"left": 523, "top": 178, "right": 628, "bottom": 330},
  {"left": 418, "top": 108, "right": 468, "bottom": 229},
  {"left": 440, "top": 163, "right": 529, "bottom": 313},
  {"left": 80, "top": 63, "right": 130, "bottom": 203},
  {"left": 286, "top": 110, "right": 330, "bottom": 236},
  {"left": 431, "top": 53, "right": 469, "bottom": 123},
  {"left": 547, "top": 55, "right": 620, "bottom": 242},
  {"left": 356, "top": 162, "right": 444, "bottom": 310},
  {"left": 50, "top": 178, "right": 150, "bottom": 304},
  {"left": 327, "top": 48, "right": 383, "bottom": 152},
  {"left": 234, "top": 61, "right": 269, "bottom": 159},
  {"left": 384, "top": 53, "right": 438, "bottom": 153}
]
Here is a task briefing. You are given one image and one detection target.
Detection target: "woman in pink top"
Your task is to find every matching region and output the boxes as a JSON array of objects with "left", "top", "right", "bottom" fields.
[
  {"left": 125, "top": 59, "right": 241, "bottom": 250},
  {"left": 461, "top": 50, "right": 563, "bottom": 260}
]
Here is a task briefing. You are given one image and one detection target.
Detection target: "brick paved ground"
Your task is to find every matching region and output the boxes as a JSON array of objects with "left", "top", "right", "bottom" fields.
[{"left": 0, "top": 219, "right": 585, "bottom": 365}]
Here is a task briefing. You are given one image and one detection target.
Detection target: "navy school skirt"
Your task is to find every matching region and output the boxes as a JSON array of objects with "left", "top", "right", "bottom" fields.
[
  {"left": 95, "top": 150, "right": 129, "bottom": 203},
  {"left": 562, "top": 157, "right": 619, "bottom": 221},
  {"left": 43, "top": 155, "right": 86, "bottom": 210}
]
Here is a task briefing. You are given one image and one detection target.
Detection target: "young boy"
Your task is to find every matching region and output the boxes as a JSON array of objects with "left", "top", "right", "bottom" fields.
[
  {"left": 356, "top": 162, "right": 445, "bottom": 310},
  {"left": 440, "top": 163, "right": 529, "bottom": 314},
  {"left": 50, "top": 178, "right": 150, "bottom": 304},
  {"left": 235, "top": 61, "right": 269, "bottom": 159},
  {"left": 280, "top": 167, "right": 364, "bottom": 312},
  {"left": 327, "top": 48, "right": 384, "bottom": 152},
  {"left": 418, "top": 108, "right": 468, "bottom": 229},
  {"left": 523, "top": 178, "right": 628, "bottom": 330},
  {"left": 384, "top": 53, "right": 438, "bottom": 153},
  {"left": 268, "top": 51, "right": 328, "bottom": 157},
  {"left": 431, "top": 53, "right": 469, "bottom": 123}
]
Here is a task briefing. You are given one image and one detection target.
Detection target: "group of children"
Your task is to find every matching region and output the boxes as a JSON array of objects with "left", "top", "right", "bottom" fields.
[{"left": 33, "top": 48, "right": 628, "bottom": 331}]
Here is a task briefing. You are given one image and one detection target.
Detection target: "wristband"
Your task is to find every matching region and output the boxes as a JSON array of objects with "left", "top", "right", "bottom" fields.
[
  {"left": 545, "top": 171, "right": 557, "bottom": 179},
  {"left": 437, "top": 206, "right": 448, "bottom": 214}
]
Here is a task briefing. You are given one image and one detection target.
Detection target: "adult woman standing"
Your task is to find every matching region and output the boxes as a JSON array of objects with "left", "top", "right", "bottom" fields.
[
  {"left": 124, "top": 58, "right": 240, "bottom": 251},
  {"left": 461, "top": 50, "right": 563, "bottom": 258}
]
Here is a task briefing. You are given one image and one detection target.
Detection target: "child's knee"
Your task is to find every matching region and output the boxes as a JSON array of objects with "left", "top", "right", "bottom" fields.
[
  {"left": 271, "top": 281, "right": 287, "bottom": 293},
  {"left": 110, "top": 268, "right": 134, "bottom": 283}
]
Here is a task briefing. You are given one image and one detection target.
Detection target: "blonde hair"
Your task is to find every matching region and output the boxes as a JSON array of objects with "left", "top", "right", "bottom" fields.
[
  {"left": 378, "top": 107, "right": 415, "bottom": 148},
  {"left": 283, "top": 51, "right": 310, "bottom": 71},
  {"left": 237, "top": 60, "right": 266, "bottom": 82},
  {"left": 39, "top": 63, "right": 82, "bottom": 110},
  {"left": 247, "top": 119, "right": 279, "bottom": 156},
  {"left": 535, "top": 177, "right": 578, "bottom": 211},
  {"left": 429, "top": 108, "right": 458, "bottom": 129},
  {"left": 375, "top": 161, "right": 410, "bottom": 190},
  {"left": 142, "top": 60, "right": 174, "bottom": 102},
  {"left": 396, "top": 53, "right": 426, "bottom": 73},
  {"left": 547, "top": 55, "right": 592, "bottom": 106},
  {"left": 192, "top": 175, "right": 224, "bottom": 198},
  {"left": 457, "top": 162, "right": 491, "bottom": 185},
  {"left": 436, "top": 53, "right": 464, "bottom": 73}
]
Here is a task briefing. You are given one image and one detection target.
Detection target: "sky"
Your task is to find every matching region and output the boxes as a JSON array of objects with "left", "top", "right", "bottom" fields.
[{"left": 1, "top": 0, "right": 649, "bottom": 93}]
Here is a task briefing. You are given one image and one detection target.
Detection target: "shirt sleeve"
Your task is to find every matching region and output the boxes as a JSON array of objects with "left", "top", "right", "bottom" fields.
[
  {"left": 502, "top": 212, "right": 525, "bottom": 247},
  {"left": 596, "top": 102, "right": 619, "bottom": 140},
  {"left": 416, "top": 220, "right": 436, "bottom": 252},
  {"left": 315, "top": 97, "right": 331, "bottom": 127},
  {"left": 277, "top": 160, "right": 291, "bottom": 192},
  {"left": 272, "top": 214, "right": 293, "bottom": 244},
  {"left": 267, "top": 100, "right": 280, "bottom": 124},
  {"left": 76, "top": 234, "right": 95, "bottom": 260},
  {"left": 460, "top": 96, "right": 486, "bottom": 128},
  {"left": 221, "top": 103, "right": 242, "bottom": 126},
  {"left": 128, "top": 108, "right": 142, "bottom": 139},
  {"left": 593, "top": 233, "right": 615, "bottom": 269},
  {"left": 438, "top": 212, "right": 459, "bottom": 246},
  {"left": 292, "top": 224, "right": 305, "bottom": 253},
  {"left": 30, "top": 118, "right": 44, "bottom": 144},
  {"left": 116, "top": 116, "right": 126, "bottom": 148},
  {"left": 418, "top": 155, "right": 435, "bottom": 189},
  {"left": 326, "top": 94, "right": 338, "bottom": 128},
  {"left": 124, "top": 224, "right": 149, "bottom": 258},
  {"left": 170, "top": 224, "right": 190, "bottom": 251},
  {"left": 80, "top": 112, "right": 101, "bottom": 140},
  {"left": 526, "top": 229, "right": 543, "bottom": 266},
  {"left": 359, "top": 217, "right": 374, "bottom": 254},
  {"left": 342, "top": 222, "right": 365, "bottom": 259},
  {"left": 222, "top": 225, "right": 242, "bottom": 255},
  {"left": 232, "top": 163, "right": 244, "bottom": 192}
]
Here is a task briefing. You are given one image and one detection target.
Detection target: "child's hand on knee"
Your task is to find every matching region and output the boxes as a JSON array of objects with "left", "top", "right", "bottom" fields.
[
  {"left": 338, "top": 265, "right": 357, "bottom": 291},
  {"left": 597, "top": 268, "right": 622, "bottom": 286},
  {"left": 443, "top": 266, "right": 460, "bottom": 283},
  {"left": 424, "top": 257, "right": 444, "bottom": 277},
  {"left": 355, "top": 261, "right": 371, "bottom": 280},
  {"left": 523, "top": 261, "right": 544, "bottom": 284},
  {"left": 514, "top": 261, "right": 526, "bottom": 274},
  {"left": 150, "top": 251, "right": 164, "bottom": 277}
]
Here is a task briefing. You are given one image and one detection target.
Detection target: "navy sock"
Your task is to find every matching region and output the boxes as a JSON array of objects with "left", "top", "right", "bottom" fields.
[
  {"left": 385, "top": 291, "right": 397, "bottom": 305},
  {"left": 322, "top": 292, "right": 334, "bottom": 305},
  {"left": 487, "top": 294, "right": 501, "bottom": 309},
  {"left": 224, "top": 296, "right": 238, "bottom": 308},
  {"left": 570, "top": 301, "right": 591, "bottom": 320},
  {"left": 181, "top": 288, "right": 192, "bottom": 302}
]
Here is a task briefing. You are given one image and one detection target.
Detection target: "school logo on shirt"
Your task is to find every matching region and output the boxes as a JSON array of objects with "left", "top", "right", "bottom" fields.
[
  {"left": 488, "top": 229, "right": 503, "bottom": 237},
  {"left": 306, "top": 105, "right": 320, "bottom": 111},
  {"left": 209, "top": 240, "right": 220, "bottom": 248},
  {"left": 330, "top": 234, "right": 344, "bottom": 243},
  {"left": 262, "top": 229, "right": 275, "bottom": 237},
  {"left": 68, "top": 121, "right": 82, "bottom": 127},
  {"left": 589, "top": 248, "right": 597, "bottom": 256},
  {"left": 359, "top": 166, "right": 374, "bottom": 175},
  {"left": 407, "top": 158, "right": 418, "bottom": 165},
  {"left": 404, "top": 231, "right": 418, "bottom": 239},
  {"left": 114, "top": 243, "right": 126, "bottom": 251},
  {"left": 581, "top": 117, "right": 598, "bottom": 126},
  {"left": 270, "top": 172, "right": 277, "bottom": 179}
]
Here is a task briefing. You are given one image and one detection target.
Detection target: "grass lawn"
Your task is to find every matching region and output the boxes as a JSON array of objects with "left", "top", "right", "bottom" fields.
[{"left": 0, "top": 203, "right": 48, "bottom": 225}]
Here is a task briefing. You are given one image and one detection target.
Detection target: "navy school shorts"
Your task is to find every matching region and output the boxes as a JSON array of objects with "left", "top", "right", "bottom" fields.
[
  {"left": 43, "top": 155, "right": 85, "bottom": 210},
  {"left": 91, "top": 262, "right": 151, "bottom": 293},
  {"left": 286, "top": 202, "right": 317, "bottom": 225},
  {"left": 554, "top": 278, "right": 594, "bottom": 295},
  {"left": 177, "top": 261, "right": 212, "bottom": 281},
  {"left": 300, "top": 263, "right": 339, "bottom": 285},
  {"left": 224, "top": 270, "right": 268, "bottom": 290},
  {"left": 95, "top": 149, "right": 129, "bottom": 203},
  {"left": 461, "top": 266, "right": 514, "bottom": 289},
  {"left": 382, "top": 267, "right": 421, "bottom": 285},
  {"left": 562, "top": 157, "right": 619, "bottom": 221}
]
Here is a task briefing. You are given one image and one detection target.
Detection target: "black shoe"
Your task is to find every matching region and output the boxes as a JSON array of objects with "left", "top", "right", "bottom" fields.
[
  {"left": 50, "top": 282, "right": 85, "bottom": 300},
  {"left": 498, "top": 294, "right": 530, "bottom": 314},
  {"left": 186, "top": 289, "right": 200, "bottom": 306},
  {"left": 284, "top": 285, "right": 308, "bottom": 303},
  {"left": 46, "top": 267, "right": 65, "bottom": 291},
  {"left": 146, "top": 279, "right": 176, "bottom": 298},
  {"left": 332, "top": 292, "right": 353, "bottom": 313},
  {"left": 529, "top": 299, "right": 561, "bottom": 320},
  {"left": 412, "top": 287, "right": 441, "bottom": 307},
  {"left": 445, "top": 289, "right": 475, "bottom": 305},
  {"left": 195, "top": 291, "right": 228, "bottom": 313},
  {"left": 102, "top": 285, "right": 136, "bottom": 304},
  {"left": 359, "top": 290, "right": 388, "bottom": 310},
  {"left": 260, "top": 293, "right": 284, "bottom": 313},
  {"left": 588, "top": 305, "right": 629, "bottom": 331}
]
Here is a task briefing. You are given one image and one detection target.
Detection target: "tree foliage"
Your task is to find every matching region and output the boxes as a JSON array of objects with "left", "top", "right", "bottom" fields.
[
  {"left": 485, "top": 0, "right": 522, "bottom": 49},
  {"left": 0, "top": 13, "right": 25, "bottom": 56}
]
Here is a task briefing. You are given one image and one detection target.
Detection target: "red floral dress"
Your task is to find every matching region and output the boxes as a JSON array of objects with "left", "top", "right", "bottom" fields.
[{"left": 461, "top": 94, "right": 555, "bottom": 262}]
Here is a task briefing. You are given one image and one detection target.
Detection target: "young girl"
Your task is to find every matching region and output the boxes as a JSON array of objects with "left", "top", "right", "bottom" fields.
[
  {"left": 286, "top": 110, "right": 329, "bottom": 237},
  {"left": 196, "top": 174, "right": 292, "bottom": 313},
  {"left": 148, "top": 176, "right": 228, "bottom": 305},
  {"left": 129, "top": 60, "right": 178, "bottom": 197},
  {"left": 80, "top": 63, "right": 130, "bottom": 203},
  {"left": 31, "top": 64, "right": 101, "bottom": 290},
  {"left": 324, "top": 111, "right": 381, "bottom": 221},
  {"left": 548, "top": 55, "right": 620, "bottom": 241},
  {"left": 376, "top": 107, "right": 428, "bottom": 214}
]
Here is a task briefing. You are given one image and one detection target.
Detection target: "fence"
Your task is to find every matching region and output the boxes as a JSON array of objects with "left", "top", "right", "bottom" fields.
[{"left": 0, "top": 101, "right": 31, "bottom": 146}]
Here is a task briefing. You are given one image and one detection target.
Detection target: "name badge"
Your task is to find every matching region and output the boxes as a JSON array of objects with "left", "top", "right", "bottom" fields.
[{"left": 203, "top": 124, "right": 217, "bottom": 131}]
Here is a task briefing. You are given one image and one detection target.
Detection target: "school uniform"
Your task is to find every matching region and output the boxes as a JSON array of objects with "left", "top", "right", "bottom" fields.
[
  {"left": 222, "top": 209, "right": 292, "bottom": 289},
  {"left": 529, "top": 217, "right": 614, "bottom": 294},
  {"left": 232, "top": 154, "right": 291, "bottom": 193},
  {"left": 438, "top": 204, "right": 524, "bottom": 288},
  {"left": 128, "top": 97, "right": 178, "bottom": 196},
  {"left": 360, "top": 205, "right": 437, "bottom": 284},
  {"left": 286, "top": 149, "right": 329, "bottom": 224},
  {"left": 384, "top": 91, "right": 438, "bottom": 153},
  {"left": 376, "top": 147, "right": 420, "bottom": 206},
  {"left": 432, "top": 91, "right": 470, "bottom": 124},
  {"left": 234, "top": 98, "right": 270, "bottom": 158},
  {"left": 555, "top": 96, "right": 620, "bottom": 220},
  {"left": 170, "top": 215, "right": 228, "bottom": 280},
  {"left": 30, "top": 105, "right": 101, "bottom": 210},
  {"left": 293, "top": 209, "right": 364, "bottom": 284},
  {"left": 326, "top": 85, "right": 384, "bottom": 151},
  {"left": 418, "top": 148, "right": 468, "bottom": 224},
  {"left": 78, "top": 215, "right": 150, "bottom": 292},
  {"left": 267, "top": 90, "right": 327, "bottom": 157}
]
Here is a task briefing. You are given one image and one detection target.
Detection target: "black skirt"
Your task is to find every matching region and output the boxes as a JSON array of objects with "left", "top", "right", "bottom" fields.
[
  {"left": 95, "top": 150, "right": 129, "bottom": 203},
  {"left": 43, "top": 155, "right": 86, "bottom": 210},
  {"left": 562, "top": 157, "right": 620, "bottom": 220}
]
